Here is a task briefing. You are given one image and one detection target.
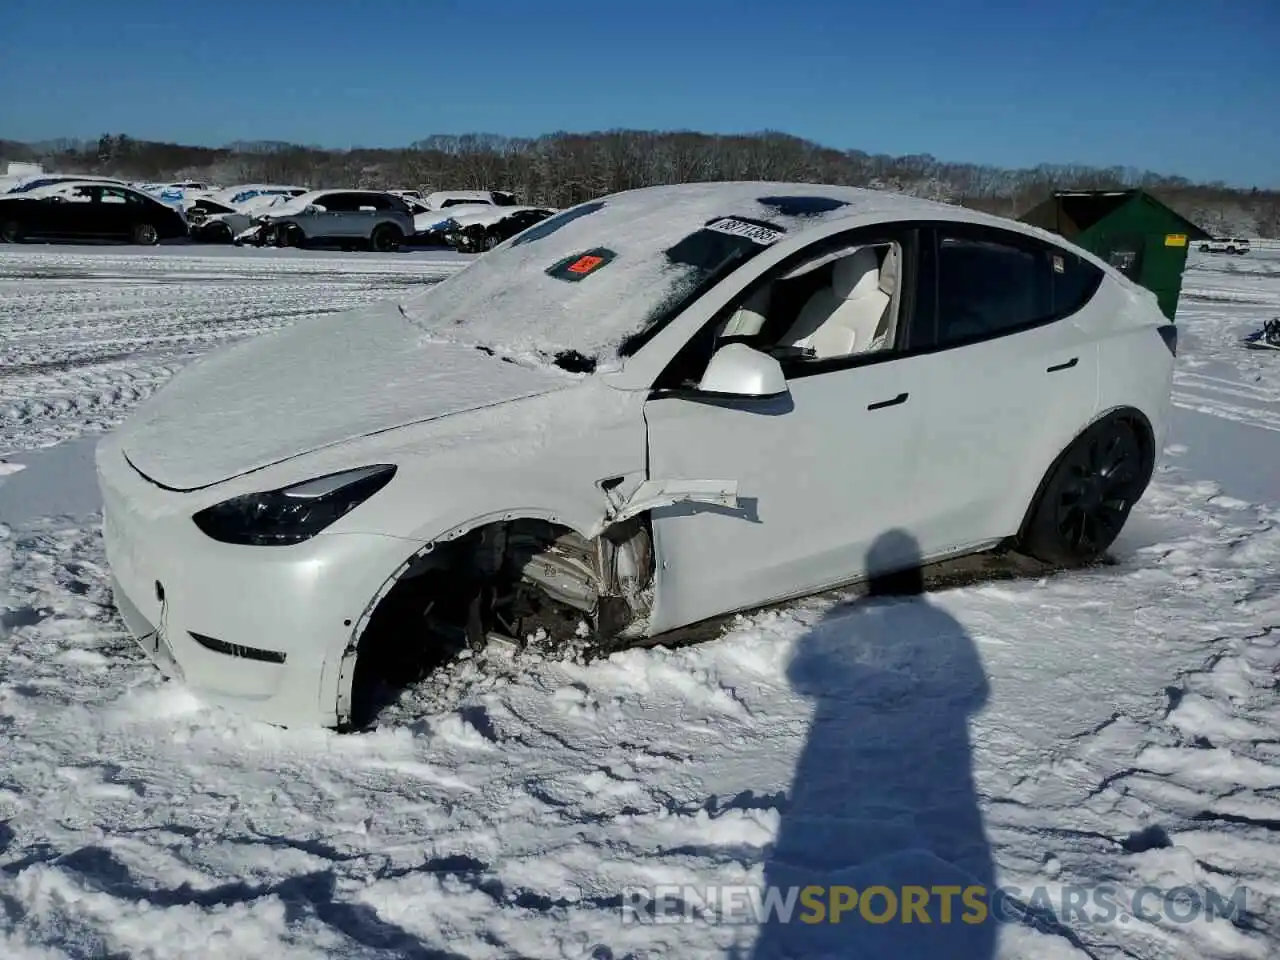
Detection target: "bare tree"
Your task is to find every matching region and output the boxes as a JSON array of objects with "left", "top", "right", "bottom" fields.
[{"left": 13, "top": 130, "right": 1275, "bottom": 235}]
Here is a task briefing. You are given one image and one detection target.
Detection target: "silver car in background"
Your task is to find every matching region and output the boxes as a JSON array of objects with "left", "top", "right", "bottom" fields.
[{"left": 241, "top": 189, "right": 416, "bottom": 251}]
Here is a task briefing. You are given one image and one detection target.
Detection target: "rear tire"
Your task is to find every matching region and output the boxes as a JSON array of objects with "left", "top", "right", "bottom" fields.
[
  {"left": 132, "top": 223, "right": 159, "bottom": 246},
  {"left": 1018, "top": 415, "right": 1151, "bottom": 566},
  {"left": 370, "top": 223, "right": 402, "bottom": 252},
  {"left": 0, "top": 220, "right": 21, "bottom": 244}
]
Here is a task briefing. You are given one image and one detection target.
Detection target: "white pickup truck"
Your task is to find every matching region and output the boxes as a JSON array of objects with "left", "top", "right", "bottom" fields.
[{"left": 1199, "top": 237, "right": 1251, "bottom": 255}]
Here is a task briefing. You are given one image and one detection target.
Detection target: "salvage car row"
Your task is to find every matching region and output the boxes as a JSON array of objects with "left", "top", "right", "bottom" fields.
[{"left": 0, "top": 175, "right": 555, "bottom": 253}]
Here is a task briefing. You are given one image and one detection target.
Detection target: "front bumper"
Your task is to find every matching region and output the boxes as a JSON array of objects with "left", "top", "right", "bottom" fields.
[
  {"left": 97, "top": 437, "right": 418, "bottom": 727},
  {"left": 111, "top": 573, "right": 185, "bottom": 681}
]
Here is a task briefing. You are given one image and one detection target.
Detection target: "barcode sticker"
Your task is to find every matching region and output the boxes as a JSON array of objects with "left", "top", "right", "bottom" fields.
[{"left": 705, "top": 217, "right": 784, "bottom": 245}]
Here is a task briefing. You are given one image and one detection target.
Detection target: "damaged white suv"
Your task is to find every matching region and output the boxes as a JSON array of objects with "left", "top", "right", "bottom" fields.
[
  {"left": 239, "top": 189, "right": 416, "bottom": 251},
  {"left": 97, "top": 182, "right": 1175, "bottom": 728}
]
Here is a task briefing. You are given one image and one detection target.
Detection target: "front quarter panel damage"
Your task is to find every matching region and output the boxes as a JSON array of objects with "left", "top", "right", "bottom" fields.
[{"left": 318, "top": 380, "right": 658, "bottom": 727}]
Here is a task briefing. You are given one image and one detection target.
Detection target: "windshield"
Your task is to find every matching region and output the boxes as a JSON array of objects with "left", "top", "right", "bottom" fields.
[{"left": 398, "top": 184, "right": 859, "bottom": 371}]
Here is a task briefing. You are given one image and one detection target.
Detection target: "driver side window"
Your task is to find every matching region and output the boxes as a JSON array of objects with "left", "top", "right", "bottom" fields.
[{"left": 657, "top": 231, "right": 912, "bottom": 390}]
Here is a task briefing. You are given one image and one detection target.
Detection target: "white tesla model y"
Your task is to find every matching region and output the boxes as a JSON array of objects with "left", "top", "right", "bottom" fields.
[{"left": 96, "top": 182, "right": 1176, "bottom": 727}]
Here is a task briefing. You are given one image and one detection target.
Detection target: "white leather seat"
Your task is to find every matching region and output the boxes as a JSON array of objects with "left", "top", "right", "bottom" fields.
[
  {"left": 781, "top": 247, "right": 891, "bottom": 359},
  {"left": 720, "top": 285, "right": 772, "bottom": 339}
]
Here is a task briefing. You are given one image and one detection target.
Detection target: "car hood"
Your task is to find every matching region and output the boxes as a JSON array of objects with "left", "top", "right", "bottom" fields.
[
  {"left": 252, "top": 204, "right": 306, "bottom": 221},
  {"left": 412, "top": 205, "right": 491, "bottom": 233},
  {"left": 413, "top": 212, "right": 455, "bottom": 233},
  {"left": 115, "top": 301, "right": 574, "bottom": 491}
]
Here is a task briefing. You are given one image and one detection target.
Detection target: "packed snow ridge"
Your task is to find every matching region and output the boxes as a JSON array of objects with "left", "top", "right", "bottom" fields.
[{"left": 0, "top": 244, "right": 1278, "bottom": 959}]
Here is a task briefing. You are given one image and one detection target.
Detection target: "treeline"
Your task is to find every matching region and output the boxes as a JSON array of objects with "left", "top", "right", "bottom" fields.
[{"left": 3, "top": 130, "right": 1276, "bottom": 236}]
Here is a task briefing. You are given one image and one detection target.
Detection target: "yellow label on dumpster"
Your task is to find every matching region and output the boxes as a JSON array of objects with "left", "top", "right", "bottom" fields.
[{"left": 1165, "top": 234, "right": 1187, "bottom": 247}]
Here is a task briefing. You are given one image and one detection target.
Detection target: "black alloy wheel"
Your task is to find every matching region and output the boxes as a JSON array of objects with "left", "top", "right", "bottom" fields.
[{"left": 1021, "top": 416, "right": 1149, "bottom": 565}]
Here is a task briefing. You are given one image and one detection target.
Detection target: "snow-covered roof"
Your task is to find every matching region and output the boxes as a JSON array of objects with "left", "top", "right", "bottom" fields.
[
  {"left": 252, "top": 189, "right": 401, "bottom": 218},
  {"left": 399, "top": 181, "right": 973, "bottom": 366},
  {"left": 207, "top": 184, "right": 308, "bottom": 206},
  {"left": 15, "top": 180, "right": 147, "bottom": 200},
  {"left": 446, "top": 205, "right": 555, "bottom": 229},
  {"left": 4, "top": 173, "right": 125, "bottom": 194},
  {"left": 297, "top": 188, "right": 395, "bottom": 203},
  {"left": 420, "top": 189, "right": 513, "bottom": 210},
  {"left": 416, "top": 202, "right": 489, "bottom": 221}
]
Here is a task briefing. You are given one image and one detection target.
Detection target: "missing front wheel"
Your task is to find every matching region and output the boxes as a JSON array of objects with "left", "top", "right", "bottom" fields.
[{"left": 345, "top": 517, "right": 655, "bottom": 727}]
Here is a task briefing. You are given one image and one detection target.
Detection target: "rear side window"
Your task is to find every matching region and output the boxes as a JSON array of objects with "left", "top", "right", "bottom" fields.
[
  {"left": 936, "top": 235, "right": 1048, "bottom": 343},
  {"left": 315, "top": 193, "right": 359, "bottom": 212},
  {"left": 932, "top": 228, "right": 1101, "bottom": 347}
]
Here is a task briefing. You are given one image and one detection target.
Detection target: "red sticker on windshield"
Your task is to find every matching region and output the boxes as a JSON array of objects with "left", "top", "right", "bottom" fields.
[{"left": 567, "top": 254, "right": 604, "bottom": 275}]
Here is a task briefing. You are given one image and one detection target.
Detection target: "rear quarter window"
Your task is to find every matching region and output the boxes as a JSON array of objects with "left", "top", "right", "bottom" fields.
[{"left": 1050, "top": 248, "right": 1104, "bottom": 317}]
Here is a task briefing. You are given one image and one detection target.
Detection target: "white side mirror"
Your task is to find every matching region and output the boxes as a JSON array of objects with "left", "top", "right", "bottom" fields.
[{"left": 696, "top": 343, "right": 788, "bottom": 398}]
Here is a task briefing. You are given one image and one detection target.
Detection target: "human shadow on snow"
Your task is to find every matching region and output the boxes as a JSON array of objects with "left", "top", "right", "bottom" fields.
[{"left": 744, "top": 529, "right": 997, "bottom": 960}]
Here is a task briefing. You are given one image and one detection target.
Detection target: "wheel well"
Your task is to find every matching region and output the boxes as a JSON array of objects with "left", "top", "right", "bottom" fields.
[
  {"left": 336, "top": 513, "right": 655, "bottom": 729},
  {"left": 1014, "top": 406, "right": 1156, "bottom": 544}
]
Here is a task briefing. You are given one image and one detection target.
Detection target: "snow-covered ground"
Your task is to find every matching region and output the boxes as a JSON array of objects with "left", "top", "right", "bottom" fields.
[
  {"left": 0, "top": 247, "right": 468, "bottom": 455},
  {"left": 0, "top": 244, "right": 1278, "bottom": 959}
]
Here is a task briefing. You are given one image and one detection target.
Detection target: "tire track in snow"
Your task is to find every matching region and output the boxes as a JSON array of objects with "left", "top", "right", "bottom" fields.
[
  {"left": 1170, "top": 255, "right": 1280, "bottom": 437},
  {"left": 0, "top": 246, "right": 464, "bottom": 453},
  {"left": 1172, "top": 358, "right": 1280, "bottom": 435},
  {"left": 961, "top": 475, "right": 1280, "bottom": 958},
  {"left": 1171, "top": 394, "right": 1280, "bottom": 435}
]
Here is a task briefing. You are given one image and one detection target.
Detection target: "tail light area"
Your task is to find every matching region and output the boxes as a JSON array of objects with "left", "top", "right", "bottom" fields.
[{"left": 1157, "top": 324, "right": 1177, "bottom": 356}]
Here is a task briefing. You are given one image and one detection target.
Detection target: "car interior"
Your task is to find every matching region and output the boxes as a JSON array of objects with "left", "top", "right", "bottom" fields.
[
  {"left": 655, "top": 242, "right": 903, "bottom": 391},
  {"left": 718, "top": 242, "right": 901, "bottom": 362}
]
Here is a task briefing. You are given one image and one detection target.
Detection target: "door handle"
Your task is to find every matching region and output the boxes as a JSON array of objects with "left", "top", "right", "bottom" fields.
[
  {"left": 1047, "top": 357, "right": 1078, "bottom": 373},
  {"left": 867, "top": 392, "right": 908, "bottom": 410}
]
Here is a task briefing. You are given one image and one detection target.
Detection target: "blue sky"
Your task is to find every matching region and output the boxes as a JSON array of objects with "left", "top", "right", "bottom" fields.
[{"left": 2, "top": 0, "right": 1276, "bottom": 187}]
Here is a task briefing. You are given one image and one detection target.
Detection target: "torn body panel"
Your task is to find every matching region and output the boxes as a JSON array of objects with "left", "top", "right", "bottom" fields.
[{"left": 598, "top": 477, "right": 740, "bottom": 530}]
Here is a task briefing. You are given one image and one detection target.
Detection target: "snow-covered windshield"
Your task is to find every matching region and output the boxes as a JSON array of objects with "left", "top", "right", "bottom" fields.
[{"left": 399, "top": 183, "right": 870, "bottom": 370}]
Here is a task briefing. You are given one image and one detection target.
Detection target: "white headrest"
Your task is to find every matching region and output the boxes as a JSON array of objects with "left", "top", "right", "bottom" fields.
[
  {"left": 831, "top": 247, "right": 883, "bottom": 301},
  {"left": 878, "top": 245, "right": 898, "bottom": 297}
]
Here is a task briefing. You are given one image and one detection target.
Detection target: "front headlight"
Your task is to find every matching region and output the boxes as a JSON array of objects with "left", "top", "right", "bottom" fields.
[{"left": 192, "top": 465, "right": 397, "bottom": 546}]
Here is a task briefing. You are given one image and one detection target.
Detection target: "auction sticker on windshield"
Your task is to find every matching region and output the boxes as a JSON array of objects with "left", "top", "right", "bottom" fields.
[
  {"left": 705, "top": 217, "right": 785, "bottom": 245},
  {"left": 546, "top": 247, "right": 617, "bottom": 282}
]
